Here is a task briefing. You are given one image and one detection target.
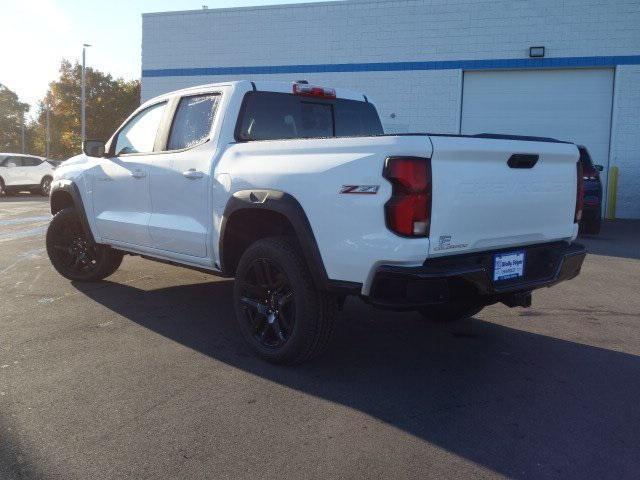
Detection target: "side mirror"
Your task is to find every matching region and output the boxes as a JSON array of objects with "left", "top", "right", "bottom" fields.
[
  {"left": 83, "top": 140, "right": 106, "bottom": 158},
  {"left": 595, "top": 164, "right": 604, "bottom": 172}
]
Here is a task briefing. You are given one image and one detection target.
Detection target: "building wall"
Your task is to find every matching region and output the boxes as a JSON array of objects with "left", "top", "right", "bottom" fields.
[
  {"left": 142, "top": 0, "right": 640, "bottom": 218},
  {"left": 611, "top": 65, "right": 640, "bottom": 218}
]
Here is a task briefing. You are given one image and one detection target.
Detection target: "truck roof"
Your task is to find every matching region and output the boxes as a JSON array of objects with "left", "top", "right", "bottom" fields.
[{"left": 142, "top": 80, "right": 368, "bottom": 108}]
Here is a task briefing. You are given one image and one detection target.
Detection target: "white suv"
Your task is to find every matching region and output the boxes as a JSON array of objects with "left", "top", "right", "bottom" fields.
[{"left": 0, "top": 153, "right": 55, "bottom": 196}]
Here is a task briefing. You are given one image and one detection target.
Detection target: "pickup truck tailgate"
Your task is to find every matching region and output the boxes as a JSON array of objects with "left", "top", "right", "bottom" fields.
[{"left": 428, "top": 136, "right": 579, "bottom": 256}]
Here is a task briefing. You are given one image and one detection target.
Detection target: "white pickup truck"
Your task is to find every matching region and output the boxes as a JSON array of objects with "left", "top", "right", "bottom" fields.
[{"left": 47, "top": 80, "right": 586, "bottom": 364}]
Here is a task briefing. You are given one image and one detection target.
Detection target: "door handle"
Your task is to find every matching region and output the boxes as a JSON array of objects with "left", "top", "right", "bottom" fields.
[
  {"left": 182, "top": 169, "right": 204, "bottom": 179},
  {"left": 130, "top": 170, "right": 146, "bottom": 179},
  {"left": 508, "top": 154, "right": 539, "bottom": 169}
]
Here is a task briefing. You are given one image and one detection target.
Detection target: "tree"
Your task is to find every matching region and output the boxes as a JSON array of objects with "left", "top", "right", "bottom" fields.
[
  {"left": 0, "top": 83, "right": 29, "bottom": 152},
  {"left": 31, "top": 60, "right": 140, "bottom": 159}
]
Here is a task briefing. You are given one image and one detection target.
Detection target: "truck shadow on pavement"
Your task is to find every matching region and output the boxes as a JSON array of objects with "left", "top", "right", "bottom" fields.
[{"left": 75, "top": 279, "right": 640, "bottom": 479}]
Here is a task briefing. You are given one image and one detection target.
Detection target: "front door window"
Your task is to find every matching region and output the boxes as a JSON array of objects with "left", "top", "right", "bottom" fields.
[{"left": 114, "top": 102, "right": 167, "bottom": 156}]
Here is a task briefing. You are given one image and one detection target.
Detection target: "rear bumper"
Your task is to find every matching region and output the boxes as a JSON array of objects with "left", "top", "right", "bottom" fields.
[{"left": 368, "top": 241, "right": 586, "bottom": 308}]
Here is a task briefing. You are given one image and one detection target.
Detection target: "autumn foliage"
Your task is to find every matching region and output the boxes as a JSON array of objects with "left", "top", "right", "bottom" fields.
[
  {"left": 30, "top": 60, "right": 140, "bottom": 159},
  {"left": 0, "top": 84, "right": 29, "bottom": 152},
  {"left": 0, "top": 60, "right": 140, "bottom": 159}
]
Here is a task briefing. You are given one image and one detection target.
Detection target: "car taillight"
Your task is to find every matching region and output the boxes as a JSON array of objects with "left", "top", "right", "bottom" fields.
[
  {"left": 383, "top": 157, "right": 432, "bottom": 237},
  {"left": 575, "top": 161, "right": 584, "bottom": 223},
  {"left": 292, "top": 83, "right": 336, "bottom": 99}
]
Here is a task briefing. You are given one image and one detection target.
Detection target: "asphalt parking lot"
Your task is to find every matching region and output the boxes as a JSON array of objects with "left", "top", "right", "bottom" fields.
[{"left": 1, "top": 195, "right": 639, "bottom": 479}]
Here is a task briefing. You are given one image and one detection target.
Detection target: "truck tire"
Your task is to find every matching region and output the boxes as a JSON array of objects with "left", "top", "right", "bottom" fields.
[
  {"left": 46, "top": 207, "right": 123, "bottom": 281},
  {"left": 417, "top": 300, "right": 485, "bottom": 323},
  {"left": 0, "top": 178, "right": 5, "bottom": 196},
  {"left": 233, "top": 236, "right": 337, "bottom": 365}
]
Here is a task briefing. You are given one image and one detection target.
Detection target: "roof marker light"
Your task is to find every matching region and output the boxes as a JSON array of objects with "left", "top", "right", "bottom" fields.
[{"left": 293, "top": 83, "right": 336, "bottom": 99}]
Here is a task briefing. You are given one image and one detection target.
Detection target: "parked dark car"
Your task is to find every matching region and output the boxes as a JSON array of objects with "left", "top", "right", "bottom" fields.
[{"left": 578, "top": 145, "right": 603, "bottom": 235}]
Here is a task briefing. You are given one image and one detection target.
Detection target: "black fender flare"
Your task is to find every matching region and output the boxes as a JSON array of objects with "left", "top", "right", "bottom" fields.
[
  {"left": 220, "top": 190, "right": 335, "bottom": 291},
  {"left": 50, "top": 180, "right": 96, "bottom": 244}
]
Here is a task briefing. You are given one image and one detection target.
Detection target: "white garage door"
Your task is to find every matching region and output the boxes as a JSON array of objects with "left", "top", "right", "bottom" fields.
[{"left": 461, "top": 68, "right": 614, "bottom": 213}]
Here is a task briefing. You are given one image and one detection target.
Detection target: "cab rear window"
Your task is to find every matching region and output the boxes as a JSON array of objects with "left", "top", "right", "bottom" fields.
[{"left": 235, "top": 91, "right": 383, "bottom": 141}]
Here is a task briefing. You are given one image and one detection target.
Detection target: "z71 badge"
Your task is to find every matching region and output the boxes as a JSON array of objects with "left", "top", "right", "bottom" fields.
[{"left": 339, "top": 185, "right": 380, "bottom": 194}]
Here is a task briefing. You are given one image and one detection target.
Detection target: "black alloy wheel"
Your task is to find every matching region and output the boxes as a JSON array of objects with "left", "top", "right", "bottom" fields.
[
  {"left": 238, "top": 258, "right": 295, "bottom": 349},
  {"left": 49, "top": 217, "right": 100, "bottom": 276},
  {"left": 46, "top": 207, "right": 123, "bottom": 281},
  {"left": 233, "top": 237, "right": 337, "bottom": 365}
]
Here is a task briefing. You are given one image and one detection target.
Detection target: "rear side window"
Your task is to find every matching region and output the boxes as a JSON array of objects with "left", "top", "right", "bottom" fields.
[
  {"left": 236, "top": 92, "right": 383, "bottom": 141},
  {"left": 4, "top": 157, "right": 24, "bottom": 167},
  {"left": 23, "top": 157, "right": 42, "bottom": 166},
  {"left": 167, "top": 94, "right": 219, "bottom": 151}
]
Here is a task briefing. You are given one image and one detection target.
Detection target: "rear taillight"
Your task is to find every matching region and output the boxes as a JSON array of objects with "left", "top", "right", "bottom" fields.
[
  {"left": 383, "top": 157, "right": 432, "bottom": 237},
  {"left": 575, "top": 161, "right": 584, "bottom": 223}
]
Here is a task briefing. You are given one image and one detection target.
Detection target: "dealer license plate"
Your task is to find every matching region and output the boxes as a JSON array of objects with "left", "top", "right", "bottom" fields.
[{"left": 493, "top": 251, "right": 526, "bottom": 282}]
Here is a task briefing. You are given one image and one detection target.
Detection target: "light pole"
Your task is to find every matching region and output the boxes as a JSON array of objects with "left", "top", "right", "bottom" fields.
[
  {"left": 45, "top": 105, "right": 50, "bottom": 158},
  {"left": 21, "top": 118, "right": 25, "bottom": 154},
  {"left": 81, "top": 43, "right": 91, "bottom": 147}
]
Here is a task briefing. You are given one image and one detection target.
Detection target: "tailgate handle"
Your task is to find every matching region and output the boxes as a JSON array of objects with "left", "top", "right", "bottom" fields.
[{"left": 508, "top": 154, "right": 539, "bottom": 169}]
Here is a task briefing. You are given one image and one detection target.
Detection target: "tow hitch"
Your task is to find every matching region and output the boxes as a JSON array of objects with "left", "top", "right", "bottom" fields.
[{"left": 501, "top": 291, "right": 532, "bottom": 308}]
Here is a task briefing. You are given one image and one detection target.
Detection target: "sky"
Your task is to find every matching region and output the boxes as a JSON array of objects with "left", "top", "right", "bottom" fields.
[{"left": 1, "top": 0, "right": 331, "bottom": 117}]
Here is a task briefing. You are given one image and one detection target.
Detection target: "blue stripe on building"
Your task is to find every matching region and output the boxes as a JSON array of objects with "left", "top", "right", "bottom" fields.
[{"left": 142, "top": 55, "right": 640, "bottom": 78}]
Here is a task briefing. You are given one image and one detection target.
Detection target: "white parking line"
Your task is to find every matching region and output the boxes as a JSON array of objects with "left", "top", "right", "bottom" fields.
[
  {"left": 0, "top": 225, "right": 48, "bottom": 242},
  {"left": 0, "top": 215, "right": 51, "bottom": 226}
]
